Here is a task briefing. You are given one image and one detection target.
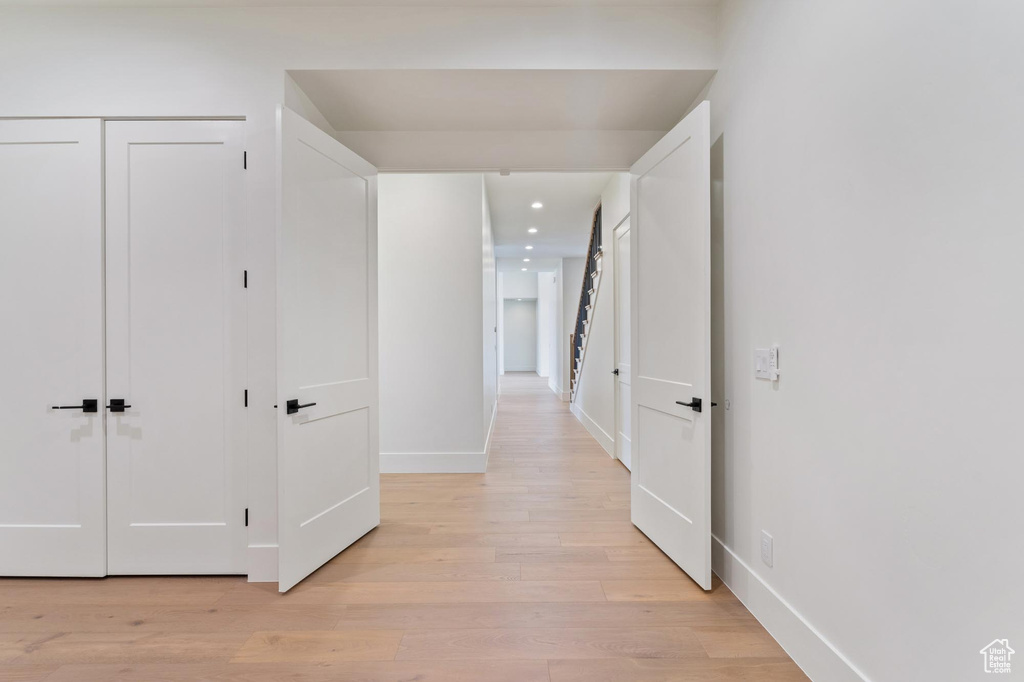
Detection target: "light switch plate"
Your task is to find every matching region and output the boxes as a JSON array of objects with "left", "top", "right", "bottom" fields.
[
  {"left": 755, "top": 349, "right": 770, "bottom": 379},
  {"left": 769, "top": 346, "right": 780, "bottom": 380}
]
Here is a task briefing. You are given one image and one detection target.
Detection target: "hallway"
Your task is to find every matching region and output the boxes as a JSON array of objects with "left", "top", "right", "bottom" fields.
[{"left": 0, "top": 373, "right": 806, "bottom": 681}]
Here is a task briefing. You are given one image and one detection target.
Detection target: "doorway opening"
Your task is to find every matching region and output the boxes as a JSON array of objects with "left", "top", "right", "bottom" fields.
[{"left": 285, "top": 68, "right": 714, "bottom": 592}]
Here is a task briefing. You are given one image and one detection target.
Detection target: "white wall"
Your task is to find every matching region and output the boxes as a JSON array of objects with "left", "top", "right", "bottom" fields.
[
  {"left": 571, "top": 175, "right": 628, "bottom": 455},
  {"left": 503, "top": 300, "right": 538, "bottom": 372},
  {"left": 550, "top": 263, "right": 565, "bottom": 396},
  {"left": 706, "top": 2, "right": 1024, "bottom": 681},
  {"left": 501, "top": 270, "right": 540, "bottom": 299},
  {"left": 482, "top": 183, "right": 498, "bottom": 446},
  {"left": 379, "top": 173, "right": 492, "bottom": 473},
  {"left": 0, "top": 2, "right": 717, "bottom": 581},
  {"left": 496, "top": 273, "right": 505, "bottom": 376},
  {"left": 536, "top": 272, "right": 557, "bottom": 379}
]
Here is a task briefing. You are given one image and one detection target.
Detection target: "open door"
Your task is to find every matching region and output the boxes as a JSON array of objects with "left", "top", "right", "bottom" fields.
[
  {"left": 277, "top": 107, "right": 380, "bottom": 592},
  {"left": 630, "top": 101, "right": 712, "bottom": 590}
]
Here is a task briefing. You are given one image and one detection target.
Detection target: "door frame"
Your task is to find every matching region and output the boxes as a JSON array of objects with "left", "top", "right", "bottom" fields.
[
  {"left": 612, "top": 217, "right": 632, "bottom": 470},
  {"left": 103, "top": 118, "right": 249, "bottom": 575}
]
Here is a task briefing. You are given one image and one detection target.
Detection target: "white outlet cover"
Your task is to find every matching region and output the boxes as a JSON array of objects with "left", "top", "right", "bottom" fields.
[{"left": 760, "top": 531, "right": 773, "bottom": 568}]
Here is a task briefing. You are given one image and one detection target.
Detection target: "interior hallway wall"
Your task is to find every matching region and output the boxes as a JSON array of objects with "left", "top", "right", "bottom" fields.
[
  {"left": 550, "top": 263, "right": 565, "bottom": 397},
  {"left": 536, "top": 272, "right": 557, "bottom": 379},
  {"left": 379, "top": 173, "right": 494, "bottom": 474},
  {"left": 503, "top": 299, "right": 538, "bottom": 372},
  {"left": 481, "top": 185, "right": 498, "bottom": 445},
  {"left": 705, "top": 2, "right": 1024, "bottom": 680},
  {"left": 571, "top": 174, "right": 628, "bottom": 456}
]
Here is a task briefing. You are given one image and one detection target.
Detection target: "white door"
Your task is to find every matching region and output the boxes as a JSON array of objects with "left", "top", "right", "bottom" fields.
[
  {"left": 277, "top": 107, "right": 379, "bottom": 592},
  {"left": 614, "top": 220, "right": 632, "bottom": 471},
  {"left": 0, "top": 119, "right": 106, "bottom": 576},
  {"left": 630, "top": 102, "right": 712, "bottom": 589},
  {"left": 105, "top": 120, "right": 247, "bottom": 574}
]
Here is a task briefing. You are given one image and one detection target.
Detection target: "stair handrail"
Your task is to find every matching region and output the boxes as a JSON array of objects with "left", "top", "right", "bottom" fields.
[{"left": 570, "top": 205, "right": 602, "bottom": 396}]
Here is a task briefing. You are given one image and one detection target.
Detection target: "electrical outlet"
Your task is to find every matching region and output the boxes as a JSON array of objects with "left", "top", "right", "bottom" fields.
[{"left": 761, "top": 531, "right": 773, "bottom": 568}]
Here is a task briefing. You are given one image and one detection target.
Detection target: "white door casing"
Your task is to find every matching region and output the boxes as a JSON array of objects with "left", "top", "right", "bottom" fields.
[
  {"left": 0, "top": 119, "right": 106, "bottom": 576},
  {"left": 277, "top": 106, "right": 380, "bottom": 592},
  {"left": 105, "top": 120, "right": 247, "bottom": 575},
  {"left": 614, "top": 220, "right": 632, "bottom": 471},
  {"left": 629, "top": 101, "right": 712, "bottom": 590}
]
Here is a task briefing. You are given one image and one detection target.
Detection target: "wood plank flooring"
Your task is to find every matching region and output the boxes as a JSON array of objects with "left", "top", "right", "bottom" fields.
[{"left": 0, "top": 372, "right": 807, "bottom": 682}]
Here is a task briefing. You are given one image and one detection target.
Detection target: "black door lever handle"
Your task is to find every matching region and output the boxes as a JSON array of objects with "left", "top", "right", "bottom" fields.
[
  {"left": 612, "top": 368, "right": 619, "bottom": 375},
  {"left": 667, "top": 395, "right": 716, "bottom": 411},
  {"left": 286, "top": 399, "right": 317, "bottom": 415},
  {"left": 106, "top": 399, "right": 132, "bottom": 413},
  {"left": 52, "top": 399, "right": 98, "bottom": 413}
]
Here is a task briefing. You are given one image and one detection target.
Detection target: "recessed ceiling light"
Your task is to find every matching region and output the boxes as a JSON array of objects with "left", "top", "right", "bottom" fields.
[
  {"left": 528, "top": 228, "right": 538, "bottom": 233},
  {"left": 531, "top": 202, "right": 543, "bottom": 209},
  {"left": 525, "top": 245, "right": 533, "bottom": 250},
  {"left": 523, "top": 258, "right": 530, "bottom": 262},
  {"left": 521, "top": 268, "right": 527, "bottom": 271},
  {"left": 517, "top": 298, "right": 522, "bottom": 301}
]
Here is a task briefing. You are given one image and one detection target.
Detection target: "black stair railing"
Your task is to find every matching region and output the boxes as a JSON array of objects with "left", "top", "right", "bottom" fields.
[{"left": 570, "top": 205, "right": 602, "bottom": 396}]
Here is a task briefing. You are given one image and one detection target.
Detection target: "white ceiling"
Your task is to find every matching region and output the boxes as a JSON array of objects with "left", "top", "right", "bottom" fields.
[
  {"left": 2, "top": 0, "right": 716, "bottom": 6},
  {"left": 292, "top": 69, "right": 716, "bottom": 132},
  {"left": 485, "top": 172, "right": 610, "bottom": 264}
]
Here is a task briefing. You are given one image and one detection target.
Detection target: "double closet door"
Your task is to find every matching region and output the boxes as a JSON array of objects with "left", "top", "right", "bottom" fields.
[{"left": 0, "top": 118, "right": 246, "bottom": 576}]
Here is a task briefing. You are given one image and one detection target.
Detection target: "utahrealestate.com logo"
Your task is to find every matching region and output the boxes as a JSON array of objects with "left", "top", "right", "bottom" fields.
[{"left": 980, "top": 639, "right": 1014, "bottom": 674}]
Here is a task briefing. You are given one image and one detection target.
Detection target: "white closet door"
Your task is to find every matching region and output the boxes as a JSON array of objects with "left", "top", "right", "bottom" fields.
[
  {"left": 0, "top": 119, "right": 105, "bottom": 576},
  {"left": 277, "top": 106, "right": 379, "bottom": 592},
  {"left": 105, "top": 120, "right": 247, "bottom": 574},
  {"left": 630, "top": 102, "right": 713, "bottom": 589}
]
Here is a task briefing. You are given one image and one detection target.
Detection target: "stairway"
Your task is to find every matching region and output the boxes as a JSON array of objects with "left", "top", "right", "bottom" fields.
[{"left": 569, "top": 206, "right": 603, "bottom": 403}]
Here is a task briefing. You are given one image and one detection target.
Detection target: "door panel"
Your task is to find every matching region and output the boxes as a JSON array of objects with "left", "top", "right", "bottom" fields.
[
  {"left": 614, "top": 222, "right": 632, "bottom": 470},
  {"left": 0, "top": 119, "right": 105, "bottom": 576},
  {"left": 630, "top": 101, "right": 712, "bottom": 589},
  {"left": 278, "top": 106, "right": 379, "bottom": 592},
  {"left": 105, "top": 120, "right": 247, "bottom": 574}
]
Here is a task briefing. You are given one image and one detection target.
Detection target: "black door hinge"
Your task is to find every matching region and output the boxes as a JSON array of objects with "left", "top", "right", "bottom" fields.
[
  {"left": 243, "top": 270, "right": 248, "bottom": 288},
  {"left": 243, "top": 151, "right": 247, "bottom": 169},
  {"left": 244, "top": 389, "right": 248, "bottom": 407},
  {"left": 244, "top": 508, "right": 249, "bottom": 526}
]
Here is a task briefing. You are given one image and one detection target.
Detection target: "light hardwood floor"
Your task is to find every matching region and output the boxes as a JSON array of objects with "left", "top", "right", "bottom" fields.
[{"left": 0, "top": 372, "right": 808, "bottom": 682}]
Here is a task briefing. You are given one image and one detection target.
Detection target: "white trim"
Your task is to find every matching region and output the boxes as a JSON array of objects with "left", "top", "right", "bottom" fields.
[
  {"left": 482, "top": 401, "right": 498, "bottom": 471},
  {"left": 247, "top": 544, "right": 278, "bottom": 583},
  {"left": 570, "top": 402, "right": 614, "bottom": 456},
  {"left": 381, "top": 452, "right": 489, "bottom": 474},
  {"left": 712, "top": 535, "right": 870, "bottom": 682},
  {"left": 560, "top": 391, "right": 571, "bottom": 402}
]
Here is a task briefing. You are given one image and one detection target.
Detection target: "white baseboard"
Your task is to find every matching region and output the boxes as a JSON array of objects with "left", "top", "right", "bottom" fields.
[
  {"left": 712, "top": 535, "right": 869, "bottom": 682},
  {"left": 548, "top": 378, "right": 561, "bottom": 397},
  {"left": 247, "top": 544, "right": 278, "bottom": 583},
  {"left": 570, "top": 402, "right": 614, "bottom": 456},
  {"left": 381, "top": 451, "right": 489, "bottom": 473}
]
